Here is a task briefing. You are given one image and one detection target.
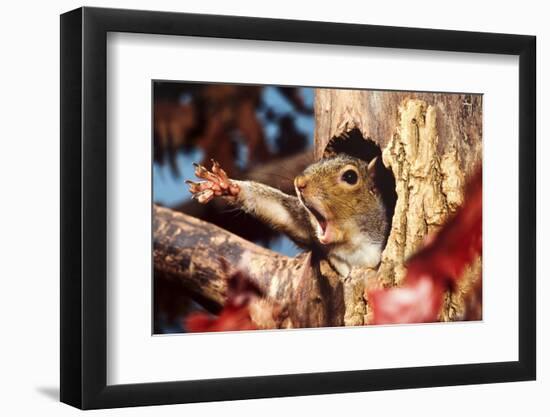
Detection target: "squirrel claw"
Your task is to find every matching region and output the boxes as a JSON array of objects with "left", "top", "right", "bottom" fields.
[
  {"left": 194, "top": 189, "right": 215, "bottom": 204},
  {"left": 210, "top": 159, "right": 228, "bottom": 179},
  {"left": 185, "top": 180, "right": 202, "bottom": 193}
]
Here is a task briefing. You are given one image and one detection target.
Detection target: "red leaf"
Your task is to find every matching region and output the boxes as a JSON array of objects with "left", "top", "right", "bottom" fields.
[
  {"left": 184, "top": 266, "right": 262, "bottom": 333},
  {"left": 407, "top": 170, "right": 482, "bottom": 286},
  {"left": 185, "top": 306, "right": 257, "bottom": 332},
  {"left": 369, "top": 276, "right": 444, "bottom": 324}
]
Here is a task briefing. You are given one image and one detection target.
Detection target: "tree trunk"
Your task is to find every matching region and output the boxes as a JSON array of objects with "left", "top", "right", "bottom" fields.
[{"left": 314, "top": 89, "right": 482, "bottom": 323}]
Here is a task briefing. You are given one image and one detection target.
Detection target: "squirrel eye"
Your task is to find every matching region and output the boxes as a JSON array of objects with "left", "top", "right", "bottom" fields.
[{"left": 341, "top": 169, "right": 358, "bottom": 185}]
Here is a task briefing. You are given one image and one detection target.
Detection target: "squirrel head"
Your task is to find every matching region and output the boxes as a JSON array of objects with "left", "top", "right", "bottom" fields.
[{"left": 294, "top": 154, "right": 385, "bottom": 246}]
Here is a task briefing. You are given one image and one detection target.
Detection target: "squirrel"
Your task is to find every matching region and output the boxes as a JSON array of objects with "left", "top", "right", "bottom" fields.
[{"left": 186, "top": 154, "right": 389, "bottom": 277}]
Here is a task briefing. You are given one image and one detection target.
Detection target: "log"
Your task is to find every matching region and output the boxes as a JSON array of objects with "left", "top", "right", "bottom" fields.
[
  {"left": 154, "top": 204, "right": 348, "bottom": 328},
  {"left": 154, "top": 205, "right": 299, "bottom": 305}
]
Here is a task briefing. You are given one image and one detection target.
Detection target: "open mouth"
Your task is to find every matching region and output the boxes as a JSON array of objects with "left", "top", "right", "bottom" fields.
[
  {"left": 307, "top": 205, "right": 327, "bottom": 234},
  {"left": 295, "top": 183, "right": 331, "bottom": 244}
]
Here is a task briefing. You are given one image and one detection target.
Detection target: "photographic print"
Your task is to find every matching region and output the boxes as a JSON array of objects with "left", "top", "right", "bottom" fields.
[
  {"left": 61, "top": 8, "right": 536, "bottom": 407},
  {"left": 152, "top": 81, "right": 483, "bottom": 334}
]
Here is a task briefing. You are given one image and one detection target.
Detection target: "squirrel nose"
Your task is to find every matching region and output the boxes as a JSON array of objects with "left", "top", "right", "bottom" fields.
[{"left": 295, "top": 176, "right": 308, "bottom": 192}]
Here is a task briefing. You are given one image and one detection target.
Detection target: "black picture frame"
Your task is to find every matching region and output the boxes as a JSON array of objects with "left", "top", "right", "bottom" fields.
[{"left": 60, "top": 6, "right": 536, "bottom": 410}]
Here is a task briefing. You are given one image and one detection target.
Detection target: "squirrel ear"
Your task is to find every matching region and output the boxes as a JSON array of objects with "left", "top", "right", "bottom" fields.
[
  {"left": 367, "top": 157, "right": 378, "bottom": 192},
  {"left": 367, "top": 156, "right": 378, "bottom": 175}
]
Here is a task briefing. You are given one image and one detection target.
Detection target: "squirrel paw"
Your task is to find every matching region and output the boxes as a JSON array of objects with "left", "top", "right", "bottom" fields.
[{"left": 186, "top": 159, "right": 240, "bottom": 204}]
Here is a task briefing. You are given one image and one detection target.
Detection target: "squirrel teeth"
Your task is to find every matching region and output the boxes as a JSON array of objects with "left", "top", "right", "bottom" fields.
[
  {"left": 306, "top": 205, "right": 331, "bottom": 244},
  {"left": 309, "top": 206, "right": 327, "bottom": 233}
]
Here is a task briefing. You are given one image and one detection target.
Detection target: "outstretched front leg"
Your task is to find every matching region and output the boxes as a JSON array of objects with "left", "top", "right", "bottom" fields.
[{"left": 186, "top": 160, "right": 314, "bottom": 247}]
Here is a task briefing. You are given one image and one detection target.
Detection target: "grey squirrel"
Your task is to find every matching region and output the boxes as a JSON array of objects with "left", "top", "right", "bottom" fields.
[{"left": 186, "top": 154, "right": 389, "bottom": 277}]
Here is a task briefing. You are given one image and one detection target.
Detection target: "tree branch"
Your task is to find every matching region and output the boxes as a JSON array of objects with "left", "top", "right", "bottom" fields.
[
  {"left": 153, "top": 205, "right": 307, "bottom": 309},
  {"left": 154, "top": 205, "right": 347, "bottom": 329}
]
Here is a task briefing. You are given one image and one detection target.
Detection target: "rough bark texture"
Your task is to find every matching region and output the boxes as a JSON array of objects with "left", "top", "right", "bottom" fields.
[
  {"left": 154, "top": 205, "right": 344, "bottom": 328},
  {"left": 154, "top": 205, "right": 297, "bottom": 305},
  {"left": 315, "top": 89, "right": 483, "bottom": 323}
]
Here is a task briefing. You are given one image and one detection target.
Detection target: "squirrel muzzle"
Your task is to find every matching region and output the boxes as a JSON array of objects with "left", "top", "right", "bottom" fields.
[{"left": 294, "top": 176, "right": 338, "bottom": 245}]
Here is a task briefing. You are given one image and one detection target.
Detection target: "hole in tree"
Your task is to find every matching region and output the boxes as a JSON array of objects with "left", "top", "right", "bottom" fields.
[{"left": 322, "top": 128, "right": 397, "bottom": 246}]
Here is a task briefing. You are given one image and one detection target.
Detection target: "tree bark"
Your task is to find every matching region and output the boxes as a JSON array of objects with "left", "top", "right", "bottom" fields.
[{"left": 154, "top": 205, "right": 300, "bottom": 305}]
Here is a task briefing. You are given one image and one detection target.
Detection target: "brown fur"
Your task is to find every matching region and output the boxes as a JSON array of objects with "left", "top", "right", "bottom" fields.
[
  {"left": 188, "top": 155, "right": 389, "bottom": 276},
  {"left": 296, "top": 155, "right": 387, "bottom": 245}
]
